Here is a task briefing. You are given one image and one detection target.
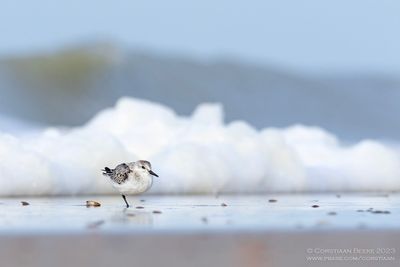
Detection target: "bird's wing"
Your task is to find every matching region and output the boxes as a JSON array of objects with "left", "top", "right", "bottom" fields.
[{"left": 112, "top": 163, "right": 131, "bottom": 184}]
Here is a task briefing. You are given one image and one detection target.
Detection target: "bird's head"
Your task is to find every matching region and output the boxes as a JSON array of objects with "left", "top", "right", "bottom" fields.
[{"left": 133, "top": 160, "right": 159, "bottom": 177}]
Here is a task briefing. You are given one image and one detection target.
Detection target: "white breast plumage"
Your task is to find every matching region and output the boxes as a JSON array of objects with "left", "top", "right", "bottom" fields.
[{"left": 112, "top": 173, "right": 153, "bottom": 195}]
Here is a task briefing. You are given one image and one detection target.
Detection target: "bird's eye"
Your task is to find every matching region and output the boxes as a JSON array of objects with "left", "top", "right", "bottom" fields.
[{"left": 141, "top": 166, "right": 146, "bottom": 169}]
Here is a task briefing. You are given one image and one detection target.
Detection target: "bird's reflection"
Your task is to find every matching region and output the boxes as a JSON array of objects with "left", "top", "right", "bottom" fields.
[{"left": 108, "top": 207, "right": 154, "bottom": 226}]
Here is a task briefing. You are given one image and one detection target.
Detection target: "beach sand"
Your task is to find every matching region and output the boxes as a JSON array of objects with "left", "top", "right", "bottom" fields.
[{"left": 0, "top": 193, "right": 399, "bottom": 266}]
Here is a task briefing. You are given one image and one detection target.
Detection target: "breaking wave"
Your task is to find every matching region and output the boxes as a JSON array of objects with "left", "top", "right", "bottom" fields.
[{"left": 0, "top": 97, "right": 399, "bottom": 196}]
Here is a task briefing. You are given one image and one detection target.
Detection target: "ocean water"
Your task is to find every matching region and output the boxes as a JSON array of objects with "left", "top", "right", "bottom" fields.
[
  {"left": 1, "top": 44, "right": 400, "bottom": 141},
  {"left": 0, "top": 97, "right": 399, "bottom": 196}
]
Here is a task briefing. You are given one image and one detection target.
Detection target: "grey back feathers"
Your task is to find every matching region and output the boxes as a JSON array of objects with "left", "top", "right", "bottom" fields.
[{"left": 102, "top": 163, "right": 131, "bottom": 184}]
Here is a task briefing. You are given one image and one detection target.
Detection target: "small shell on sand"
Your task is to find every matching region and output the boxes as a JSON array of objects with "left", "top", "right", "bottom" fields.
[
  {"left": 86, "top": 200, "right": 101, "bottom": 207},
  {"left": 21, "top": 201, "right": 30, "bottom": 206}
]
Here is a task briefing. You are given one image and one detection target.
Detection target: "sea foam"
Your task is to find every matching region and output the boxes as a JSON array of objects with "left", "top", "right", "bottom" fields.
[{"left": 0, "top": 97, "right": 399, "bottom": 196}]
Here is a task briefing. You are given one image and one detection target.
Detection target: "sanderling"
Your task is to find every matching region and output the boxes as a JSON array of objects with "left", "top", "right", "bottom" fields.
[{"left": 102, "top": 160, "right": 159, "bottom": 208}]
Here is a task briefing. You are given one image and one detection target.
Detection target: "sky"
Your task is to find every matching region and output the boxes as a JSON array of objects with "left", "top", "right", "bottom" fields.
[{"left": 1, "top": 0, "right": 400, "bottom": 73}]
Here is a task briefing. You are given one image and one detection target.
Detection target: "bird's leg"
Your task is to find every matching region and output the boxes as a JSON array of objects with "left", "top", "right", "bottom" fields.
[{"left": 122, "top": 194, "right": 130, "bottom": 208}]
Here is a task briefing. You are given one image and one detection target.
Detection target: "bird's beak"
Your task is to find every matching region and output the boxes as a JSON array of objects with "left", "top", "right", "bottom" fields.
[{"left": 149, "top": 170, "right": 159, "bottom": 177}]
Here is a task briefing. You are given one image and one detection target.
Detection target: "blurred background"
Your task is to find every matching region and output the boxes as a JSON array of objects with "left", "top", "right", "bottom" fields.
[{"left": 0, "top": 0, "right": 399, "bottom": 141}]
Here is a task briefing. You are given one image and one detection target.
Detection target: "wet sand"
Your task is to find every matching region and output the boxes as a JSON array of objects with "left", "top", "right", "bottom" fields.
[{"left": 0, "top": 194, "right": 399, "bottom": 266}]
